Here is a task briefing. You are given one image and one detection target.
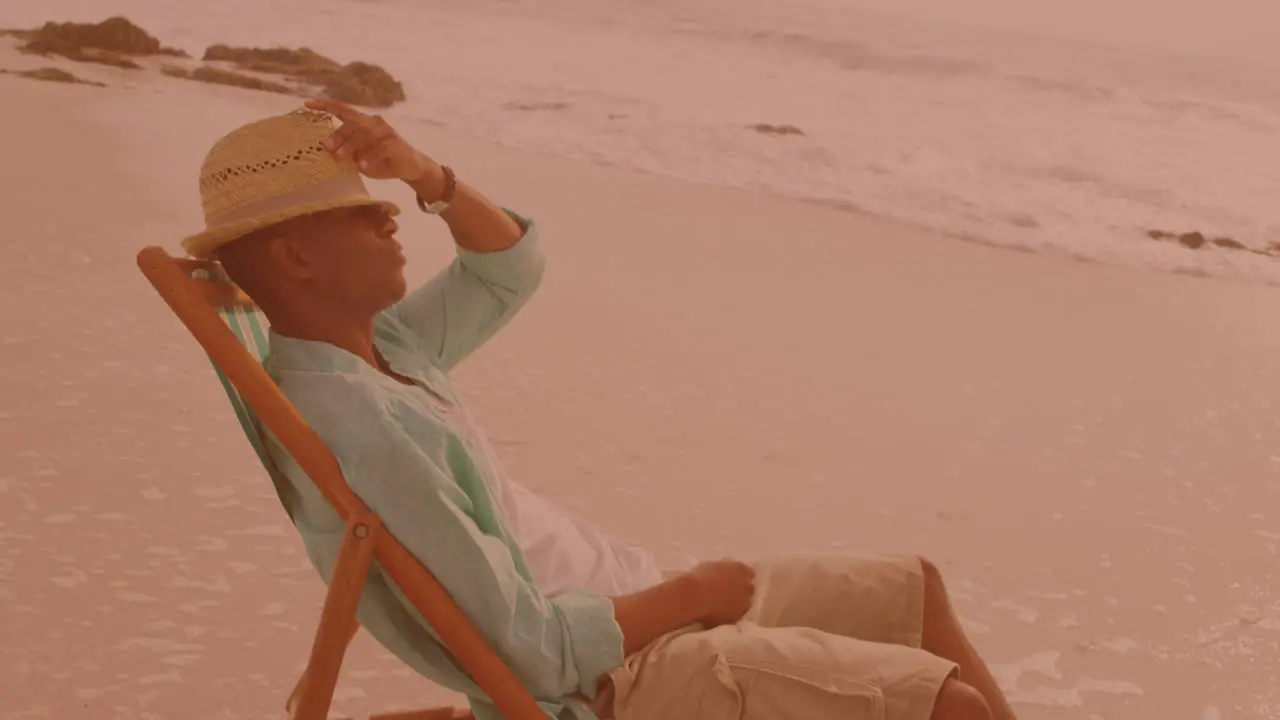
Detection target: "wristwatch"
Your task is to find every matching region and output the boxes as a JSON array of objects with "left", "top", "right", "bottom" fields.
[{"left": 416, "top": 165, "right": 457, "bottom": 215}]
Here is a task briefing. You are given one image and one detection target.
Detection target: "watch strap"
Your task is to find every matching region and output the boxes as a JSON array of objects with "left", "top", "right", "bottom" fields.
[{"left": 415, "top": 165, "right": 456, "bottom": 215}]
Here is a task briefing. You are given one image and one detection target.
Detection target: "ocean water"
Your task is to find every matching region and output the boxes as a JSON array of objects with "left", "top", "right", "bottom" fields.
[{"left": 6, "top": 0, "right": 1280, "bottom": 282}]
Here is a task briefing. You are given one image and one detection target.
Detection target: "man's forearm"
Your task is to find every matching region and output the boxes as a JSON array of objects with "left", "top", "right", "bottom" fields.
[
  {"left": 610, "top": 573, "right": 708, "bottom": 656},
  {"left": 406, "top": 157, "right": 523, "bottom": 254}
]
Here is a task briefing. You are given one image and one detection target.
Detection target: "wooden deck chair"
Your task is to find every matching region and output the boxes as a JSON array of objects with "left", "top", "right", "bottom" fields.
[{"left": 136, "top": 246, "right": 547, "bottom": 720}]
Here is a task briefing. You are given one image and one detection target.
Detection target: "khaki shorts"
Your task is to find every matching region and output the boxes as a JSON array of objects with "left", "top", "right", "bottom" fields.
[{"left": 594, "top": 555, "right": 958, "bottom": 720}]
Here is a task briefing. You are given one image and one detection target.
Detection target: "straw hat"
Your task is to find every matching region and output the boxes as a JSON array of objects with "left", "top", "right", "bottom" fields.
[{"left": 181, "top": 107, "right": 401, "bottom": 258}]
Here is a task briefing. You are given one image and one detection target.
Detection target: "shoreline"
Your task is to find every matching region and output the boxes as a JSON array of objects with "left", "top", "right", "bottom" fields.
[{"left": 3, "top": 8, "right": 1279, "bottom": 288}]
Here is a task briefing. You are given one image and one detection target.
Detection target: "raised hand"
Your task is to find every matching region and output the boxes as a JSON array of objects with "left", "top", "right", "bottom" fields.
[{"left": 305, "top": 98, "right": 436, "bottom": 182}]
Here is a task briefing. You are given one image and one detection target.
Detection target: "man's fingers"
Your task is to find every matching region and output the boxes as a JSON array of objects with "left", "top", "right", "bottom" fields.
[
  {"left": 305, "top": 98, "right": 365, "bottom": 124},
  {"left": 308, "top": 98, "right": 371, "bottom": 156},
  {"left": 351, "top": 144, "right": 390, "bottom": 173},
  {"left": 309, "top": 104, "right": 408, "bottom": 176},
  {"left": 325, "top": 121, "right": 362, "bottom": 155},
  {"left": 343, "top": 125, "right": 396, "bottom": 163},
  {"left": 326, "top": 115, "right": 393, "bottom": 159}
]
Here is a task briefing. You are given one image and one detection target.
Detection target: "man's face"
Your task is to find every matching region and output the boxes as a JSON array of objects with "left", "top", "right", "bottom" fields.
[{"left": 289, "top": 204, "right": 407, "bottom": 314}]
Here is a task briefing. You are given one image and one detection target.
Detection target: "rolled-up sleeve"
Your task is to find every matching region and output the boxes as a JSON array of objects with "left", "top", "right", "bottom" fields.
[
  {"left": 347, "top": 419, "right": 623, "bottom": 700},
  {"left": 390, "top": 209, "right": 546, "bottom": 372}
]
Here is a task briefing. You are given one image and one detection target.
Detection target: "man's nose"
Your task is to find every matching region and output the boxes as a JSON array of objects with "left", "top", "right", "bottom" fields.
[{"left": 381, "top": 214, "right": 399, "bottom": 236}]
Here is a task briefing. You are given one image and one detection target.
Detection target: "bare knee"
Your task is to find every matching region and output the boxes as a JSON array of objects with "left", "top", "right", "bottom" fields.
[
  {"left": 917, "top": 556, "right": 950, "bottom": 605},
  {"left": 918, "top": 556, "right": 962, "bottom": 648},
  {"left": 931, "top": 678, "right": 991, "bottom": 720},
  {"left": 918, "top": 556, "right": 943, "bottom": 587}
]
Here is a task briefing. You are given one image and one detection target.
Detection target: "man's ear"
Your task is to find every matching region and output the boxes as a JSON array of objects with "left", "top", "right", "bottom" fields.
[
  {"left": 269, "top": 234, "right": 315, "bottom": 281},
  {"left": 216, "top": 231, "right": 271, "bottom": 294}
]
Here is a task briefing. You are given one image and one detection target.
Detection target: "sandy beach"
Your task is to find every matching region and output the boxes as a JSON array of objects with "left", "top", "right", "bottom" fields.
[{"left": 1, "top": 12, "right": 1279, "bottom": 720}]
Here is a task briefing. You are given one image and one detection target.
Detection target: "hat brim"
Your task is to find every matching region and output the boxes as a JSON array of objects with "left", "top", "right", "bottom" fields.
[{"left": 180, "top": 196, "right": 402, "bottom": 259}]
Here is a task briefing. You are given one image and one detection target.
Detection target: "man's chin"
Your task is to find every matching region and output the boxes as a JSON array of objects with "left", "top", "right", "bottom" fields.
[{"left": 386, "top": 277, "right": 409, "bottom": 306}]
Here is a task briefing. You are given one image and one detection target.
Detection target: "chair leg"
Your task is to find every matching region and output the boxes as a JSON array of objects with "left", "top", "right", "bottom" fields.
[
  {"left": 291, "top": 515, "right": 380, "bottom": 720},
  {"left": 288, "top": 620, "right": 362, "bottom": 717}
]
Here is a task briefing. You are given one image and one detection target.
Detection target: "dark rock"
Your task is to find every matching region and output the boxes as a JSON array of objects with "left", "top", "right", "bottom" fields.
[
  {"left": 15, "top": 16, "right": 186, "bottom": 70},
  {"left": 320, "top": 60, "right": 405, "bottom": 108},
  {"left": 1177, "top": 231, "right": 1207, "bottom": 250},
  {"left": 202, "top": 44, "right": 340, "bottom": 75},
  {"left": 747, "top": 123, "right": 806, "bottom": 136},
  {"left": 5, "top": 21, "right": 406, "bottom": 108},
  {"left": 1151, "top": 229, "right": 1261, "bottom": 254},
  {"left": 200, "top": 44, "right": 405, "bottom": 108},
  {"left": 162, "top": 64, "right": 296, "bottom": 95},
  {"left": 0, "top": 66, "right": 106, "bottom": 87}
]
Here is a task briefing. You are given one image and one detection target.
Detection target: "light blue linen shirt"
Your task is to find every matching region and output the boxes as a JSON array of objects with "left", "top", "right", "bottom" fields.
[{"left": 261, "top": 210, "right": 622, "bottom": 720}]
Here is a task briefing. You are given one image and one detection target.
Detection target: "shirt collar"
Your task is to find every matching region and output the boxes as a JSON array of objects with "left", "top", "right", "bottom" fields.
[
  {"left": 266, "top": 329, "right": 374, "bottom": 376},
  {"left": 265, "top": 314, "right": 439, "bottom": 385},
  {"left": 264, "top": 314, "right": 458, "bottom": 405},
  {"left": 265, "top": 311, "right": 409, "bottom": 376}
]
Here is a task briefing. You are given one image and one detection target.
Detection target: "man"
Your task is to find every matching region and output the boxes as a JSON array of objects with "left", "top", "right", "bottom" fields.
[{"left": 183, "top": 102, "right": 1015, "bottom": 720}]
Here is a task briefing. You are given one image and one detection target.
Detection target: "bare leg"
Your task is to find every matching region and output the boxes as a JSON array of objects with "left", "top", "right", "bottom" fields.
[{"left": 918, "top": 559, "right": 1017, "bottom": 720}]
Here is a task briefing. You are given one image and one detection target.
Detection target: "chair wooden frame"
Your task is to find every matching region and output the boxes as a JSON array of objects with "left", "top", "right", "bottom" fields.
[{"left": 136, "top": 246, "right": 547, "bottom": 720}]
